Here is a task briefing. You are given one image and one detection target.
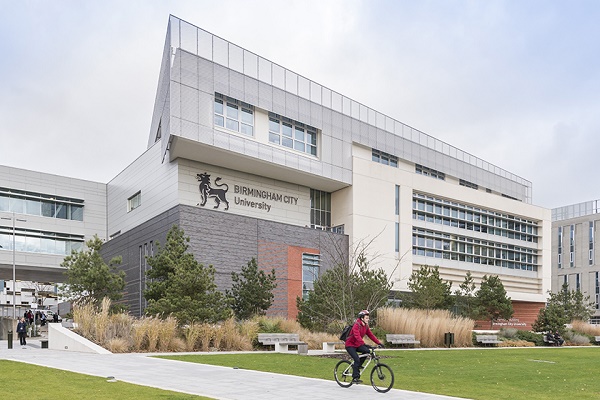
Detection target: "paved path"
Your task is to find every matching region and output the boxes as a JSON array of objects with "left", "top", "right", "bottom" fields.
[{"left": 0, "top": 339, "right": 468, "bottom": 400}]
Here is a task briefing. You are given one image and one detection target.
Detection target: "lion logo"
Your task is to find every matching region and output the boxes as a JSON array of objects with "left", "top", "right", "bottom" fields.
[{"left": 197, "top": 173, "right": 229, "bottom": 210}]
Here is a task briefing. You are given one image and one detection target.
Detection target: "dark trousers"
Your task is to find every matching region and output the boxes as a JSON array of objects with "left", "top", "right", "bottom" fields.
[
  {"left": 346, "top": 345, "right": 370, "bottom": 379},
  {"left": 18, "top": 332, "right": 26, "bottom": 345}
]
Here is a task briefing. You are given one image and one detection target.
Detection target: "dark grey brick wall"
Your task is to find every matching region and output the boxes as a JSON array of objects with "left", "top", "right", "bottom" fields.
[{"left": 102, "top": 204, "right": 348, "bottom": 317}]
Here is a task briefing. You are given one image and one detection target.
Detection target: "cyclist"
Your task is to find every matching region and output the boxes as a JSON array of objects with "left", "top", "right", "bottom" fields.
[{"left": 344, "top": 310, "right": 383, "bottom": 384}]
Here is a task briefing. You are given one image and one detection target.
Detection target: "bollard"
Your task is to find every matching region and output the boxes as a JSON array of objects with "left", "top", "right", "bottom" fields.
[{"left": 8, "top": 330, "right": 13, "bottom": 349}]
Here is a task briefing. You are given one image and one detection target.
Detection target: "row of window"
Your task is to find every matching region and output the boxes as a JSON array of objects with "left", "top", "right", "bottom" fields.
[
  {"left": 0, "top": 229, "right": 84, "bottom": 256},
  {"left": 214, "top": 93, "right": 318, "bottom": 157},
  {"left": 416, "top": 164, "right": 445, "bottom": 180},
  {"left": 459, "top": 179, "right": 478, "bottom": 190},
  {"left": 0, "top": 188, "right": 84, "bottom": 221},
  {"left": 310, "top": 189, "right": 331, "bottom": 229},
  {"left": 413, "top": 228, "right": 538, "bottom": 271},
  {"left": 372, "top": 149, "right": 398, "bottom": 167}
]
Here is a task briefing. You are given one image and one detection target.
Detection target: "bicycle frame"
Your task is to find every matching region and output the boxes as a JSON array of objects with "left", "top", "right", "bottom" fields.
[{"left": 334, "top": 347, "right": 395, "bottom": 393}]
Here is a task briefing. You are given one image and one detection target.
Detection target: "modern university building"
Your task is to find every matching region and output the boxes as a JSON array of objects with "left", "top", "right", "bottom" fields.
[
  {"left": 1, "top": 15, "right": 551, "bottom": 327},
  {"left": 552, "top": 200, "right": 600, "bottom": 323}
]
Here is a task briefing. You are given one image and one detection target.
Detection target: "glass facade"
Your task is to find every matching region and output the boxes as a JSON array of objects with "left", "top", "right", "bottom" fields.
[
  {"left": 412, "top": 193, "right": 539, "bottom": 243},
  {"left": 0, "top": 227, "right": 84, "bottom": 255},
  {"left": 269, "top": 113, "right": 317, "bottom": 156},
  {"left": 310, "top": 189, "right": 331, "bottom": 229},
  {"left": 412, "top": 227, "right": 538, "bottom": 271},
  {"left": 302, "top": 253, "right": 320, "bottom": 300},
  {"left": 0, "top": 187, "right": 83, "bottom": 221}
]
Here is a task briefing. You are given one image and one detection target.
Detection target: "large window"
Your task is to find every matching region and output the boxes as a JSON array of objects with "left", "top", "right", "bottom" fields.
[
  {"left": 214, "top": 93, "right": 254, "bottom": 136},
  {"left": 412, "top": 227, "right": 538, "bottom": 271},
  {"left": 372, "top": 149, "right": 398, "bottom": 167},
  {"left": 269, "top": 113, "right": 317, "bottom": 156},
  {"left": 0, "top": 187, "right": 83, "bottom": 221},
  {"left": 302, "top": 253, "right": 320, "bottom": 300},
  {"left": 0, "top": 227, "right": 84, "bottom": 255},
  {"left": 412, "top": 193, "right": 539, "bottom": 243},
  {"left": 310, "top": 189, "right": 331, "bottom": 229}
]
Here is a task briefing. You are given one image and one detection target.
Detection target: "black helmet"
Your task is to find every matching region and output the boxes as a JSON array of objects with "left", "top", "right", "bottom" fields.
[{"left": 358, "top": 310, "right": 370, "bottom": 318}]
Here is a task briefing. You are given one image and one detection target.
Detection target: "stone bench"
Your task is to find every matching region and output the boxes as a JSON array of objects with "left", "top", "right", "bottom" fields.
[
  {"left": 476, "top": 335, "right": 501, "bottom": 346},
  {"left": 257, "top": 333, "right": 308, "bottom": 354},
  {"left": 386, "top": 334, "right": 420, "bottom": 347},
  {"left": 323, "top": 341, "right": 345, "bottom": 353}
]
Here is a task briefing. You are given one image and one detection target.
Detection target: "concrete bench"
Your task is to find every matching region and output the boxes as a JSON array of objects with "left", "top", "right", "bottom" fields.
[
  {"left": 323, "top": 341, "right": 345, "bottom": 353},
  {"left": 476, "top": 335, "right": 501, "bottom": 346},
  {"left": 257, "top": 333, "right": 308, "bottom": 354},
  {"left": 386, "top": 334, "right": 420, "bottom": 347}
]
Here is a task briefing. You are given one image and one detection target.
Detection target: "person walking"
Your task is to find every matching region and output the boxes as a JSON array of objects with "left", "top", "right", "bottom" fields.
[
  {"left": 16, "top": 317, "right": 28, "bottom": 346},
  {"left": 344, "top": 310, "right": 384, "bottom": 384}
]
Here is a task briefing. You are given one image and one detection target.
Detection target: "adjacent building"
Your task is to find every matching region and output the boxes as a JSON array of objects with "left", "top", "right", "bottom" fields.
[
  {"left": 552, "top": 200, "right": 600, "bottom": 323},
  {"left": 1, "top": 15, "right": 552, "bottom": 326}
]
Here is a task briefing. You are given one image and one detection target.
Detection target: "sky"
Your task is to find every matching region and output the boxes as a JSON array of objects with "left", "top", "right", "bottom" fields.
[{"left": 1, "top": 0, "right": 600, "bottom": 209}]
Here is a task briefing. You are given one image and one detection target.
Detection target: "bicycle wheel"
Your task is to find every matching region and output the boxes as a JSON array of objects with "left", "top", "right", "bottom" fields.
[
  {"left": 370, "top": 363, "right": 394, "bottom": 393},
  {"left": 334, "top": 360, "right": 354, "bottom": 388}
]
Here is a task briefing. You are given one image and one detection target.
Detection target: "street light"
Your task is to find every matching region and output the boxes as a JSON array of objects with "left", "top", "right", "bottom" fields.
[{"left": 1, "top": 213, "right": 27, "bottom": 319}]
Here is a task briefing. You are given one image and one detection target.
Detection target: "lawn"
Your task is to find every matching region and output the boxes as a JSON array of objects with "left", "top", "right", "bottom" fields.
[
  {"left": 159, "top": 347, "right": 600, "bottom": 400},
  {"left": 0, "top": 360, "right": 212, "bottom": 400}
]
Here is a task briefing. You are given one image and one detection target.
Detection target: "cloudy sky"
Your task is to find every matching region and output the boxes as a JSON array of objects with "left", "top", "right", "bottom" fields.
[{"left": 1, "top": 0, "right": 599, "bottom": 209}]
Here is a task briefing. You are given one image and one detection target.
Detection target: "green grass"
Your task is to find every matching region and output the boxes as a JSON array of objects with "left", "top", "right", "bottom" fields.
[
  {"left": 0, "top": 360, "right": 212, "bottom": 399},
  {"left": 159, "top": 347, "right": 600, "bottom": 399}
]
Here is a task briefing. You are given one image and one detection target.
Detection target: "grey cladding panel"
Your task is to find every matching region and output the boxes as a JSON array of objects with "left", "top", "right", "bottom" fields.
[
  {"left": 285, "top": 92, "right": 299, "bottom": 121},
  {"left": 214, "top": 64, "right": 229, "bottom": 96},
  {"left": 258, "top": 81, "right": 273, "bottom": 110},
  {"left": 310, "top": 102, "right": 322, "bottom": 128},
  {"left": 244, "top": 76, "right": 259, "bottom": 106},
  {"left": 229, "top": 70, "right": 245, "bottom": 101},
  {"left": 272, "top": 87, "right": 286, "bottom": 115},
  {"left": 198, "top": 58, "right": 214, "bottom": 93},
  {"left": 180, "top": 51, "right": 199, "bottom": 88},
  {"left": 180, "top": 86, "right": 199, "bottom": 123}
]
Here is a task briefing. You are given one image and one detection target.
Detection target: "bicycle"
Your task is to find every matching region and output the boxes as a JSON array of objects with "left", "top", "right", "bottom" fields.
[{"left": 333, "top": 346, "right": 395, "bottom": 393}]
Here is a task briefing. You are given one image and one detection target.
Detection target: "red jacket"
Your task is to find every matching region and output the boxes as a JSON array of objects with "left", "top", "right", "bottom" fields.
[{"left": 344, "top": 318, "right": 381, "bottom": 348}]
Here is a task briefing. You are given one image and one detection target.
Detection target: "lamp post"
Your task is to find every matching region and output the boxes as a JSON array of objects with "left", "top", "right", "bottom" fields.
[{"left": 1, "top": 213, "right": 26, "bottom": 319}]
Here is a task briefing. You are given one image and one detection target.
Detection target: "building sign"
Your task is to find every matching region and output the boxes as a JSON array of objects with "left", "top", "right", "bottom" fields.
[
  {"left": 491, "top": 318, "right": 526, "bottom": 327},
  {"left": 197, "top": 173, "right": 229, "bottom": 210},
  {"left": 233, "top": 184, "right": 299, "bottom": 213}
]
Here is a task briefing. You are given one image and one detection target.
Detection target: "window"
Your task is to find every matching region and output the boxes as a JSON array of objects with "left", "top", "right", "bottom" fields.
[
  {"left": 570, "top": 224, "right": 575, "bottom": 267},
  {"left": 372, "top": 149, "right": 398, "bottom": 167},
  {"left": 128, "top": 191, "right": 141, "bottom": 212},
  {"left": 395, "top": 185, "right": 400, "bottom": 216},
  {"left": 214, "top": 93, "right": 254, "bottom": 136},
  {"left": 459, "top": 179, "right": 478, "bottom": 190},
  {"left": 0, "top": 187, "right": 84, "bottom": 221},
  {"left": 302, "top": 253, "right": 320, "bottom": 300},
  {"left": 395, "top": 222, "right": 399, "bottom": 252},
  {"left": 0, "top": 226, "right": 83, "bottom": 256},
  {"left": 590, "top": 221, "right": 594, "bottom": 265},
  {"left": 416, "top": 164, "right": 445, "bottom": 180},
  {"left": 310, "top": 189, "right": 331, "bottom": 229},
  {"left": 558, "top": 226, "right": 563, "bottom": 268},
  {"left": 268, "top": 113, "right": 317, "bottom": 156}
]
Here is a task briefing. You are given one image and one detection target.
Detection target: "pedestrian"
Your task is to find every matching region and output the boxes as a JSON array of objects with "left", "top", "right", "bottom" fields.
[
  {"left": 554, "top": 331, "right": 565, "bottom": 346},
  {"left": 344, "top": 310, "right": 384, "bottom": 384},
  {"left": 17, "top": 317, "right": 27, "bottom": 346}
]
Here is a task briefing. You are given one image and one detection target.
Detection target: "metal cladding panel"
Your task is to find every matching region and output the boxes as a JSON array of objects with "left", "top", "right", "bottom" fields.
[
  {"left": 351, "top": 118, "right": 361, "bottom": 142},
  {"left": 258, "top": 143, "right": 274, "bottom": 162},
  {"left": 284, "top": 151, "right": 300, "bottom": 170},
  {"left": 310, "top": 159, "right": 322, "bottom": 175},
  {"left": 386, "top": 130, "right": 396, "bottom": 153},
  {"left": 272, "top": 87, "right": 286, "bottom": 115},
  {"left": 245, "top": 140, "right": 259, "bottom": 158},
  {"left": 331, "top": 138, "right": 343, "bottom": 166},
  {"left": 258, "top": 81, "right": 273, "bottom": 110},
  {"left": 367, "top": 124, "right": 377, "bottom": 148},
  {"left": 298, "top": 155, "right": 311, "bottom": 173},
  {"left": 321, "top": 162, "right": 332, "bottom": 178},
  {"left": 181, "top": 120, "right": 199, "bottom": 141},
  {"left": 198, "top": 126, "right": 215, "bottom": 145},
  {"left": 229, "top": 134, "right": 245, "bottom": 154},
  {"left": 198, "top": 91, "right": 213, "bottom": 127},
  {"left": 180, "top": 51, "right": 199, "bottom": 88},
  {"left": 331, "top": 165, "right": 344, "bottom": 181},
  {"left": 229, "top": 69, "right": 245, "bottom": 100},
  {"left": 331, "top": 112, "right": 343, "bottom": 140},
  {"left": 198, "top": 57, "right": 214, "bottom": 93},
  {"left": 170, "top": 116, "right": 181, "bottom": 137},
  {"left": 320, "top": 134, "right": 332, "bottom": 164},
  {"left": 214, "top": 64, "right": 229, "bottom": 96},
  {"left": 310, "top": 102, "right": 322, "bottom": 128},
  {"left": 322, "top": 107, "right": 332, "bottom": 126},
  {"left": 298, "top": 98, "right": 311, "bottom": 124},
  {"left": 171, "top": 54, "right": 181, "bottom": 84},
  {"left": 272, "top": 148, "right": 286, "bottom": 165},
  {"left": 244, "top": 76, "right": 259, "bottom": 106},
  {"left": 342, "top": 141, "right": 352, "bottom": 169},
  {"left": 170, "top": 82, "right": 181, "bottom": 119},
  {"left": 285, "top": 92, "right": 299, "bottom": 121},
  {"left": 213, "top": 130, "right": 230, "bottom": 148},
  {"left": 376, "top": 128, "right": 386, "bottom": 150},
  {"left": 359, "top": 121, "right": 369, "bottom": 143},
  {"left": 180, "top": 86, "right": 199, "bottom": 123},
  {"left": 341, "top": 115, "right": 352, "bottom": 142}
]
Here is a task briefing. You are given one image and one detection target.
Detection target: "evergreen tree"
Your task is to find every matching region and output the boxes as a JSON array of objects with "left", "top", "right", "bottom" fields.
[
  {"left": 474, "top": 275, "right": 513, "bottom": 327},
  {"left": 532, "top": 283, "right": 594, "bottom": 333},
  {"left": 226, "top": 258, "right": 277, "bottom": 320},
  {"left": 406, "top": 265, "right": 453, "bottom": 310},
  {"left": 453, "top": 271, "right": 477, "bottom": 318},
  {"left": 144, "top": 225, "right": 231, "bottom": 324},
  {"left": 59, "top": 235, "right": 125, "bottom": 310}
]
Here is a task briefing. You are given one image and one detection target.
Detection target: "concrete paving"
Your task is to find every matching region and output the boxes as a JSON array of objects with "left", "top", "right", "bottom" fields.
[{"left": 0, "top": 338, "right": 468, "bottom": 400}]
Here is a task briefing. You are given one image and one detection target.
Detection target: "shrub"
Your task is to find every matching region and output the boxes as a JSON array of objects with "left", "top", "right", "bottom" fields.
[
  {"left": 515, "top": 330, "right": 544, "bottom": 346},
  {"left": 567, "top": 333, "right": 592, "bottom": 346},
  {"left": 106, "top": 337, "right": 130, "bottom": 353},
  {"left": 498, "top": 328, "right": 518, "bottom": 339}
]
